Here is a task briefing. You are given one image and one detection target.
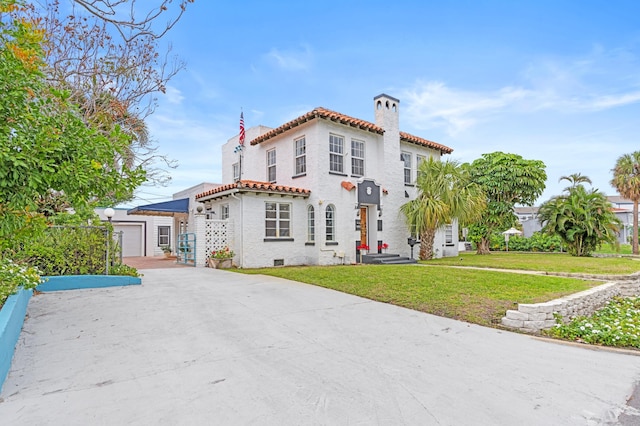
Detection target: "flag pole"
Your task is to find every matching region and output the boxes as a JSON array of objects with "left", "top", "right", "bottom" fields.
[{"left": 235, "top": 109, "right": 245, "bottom": 182}]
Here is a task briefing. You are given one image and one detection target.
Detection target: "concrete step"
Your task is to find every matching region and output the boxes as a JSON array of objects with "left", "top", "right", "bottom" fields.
[{"left": 361, "top": 253, "right": 417, "bottom": 265}]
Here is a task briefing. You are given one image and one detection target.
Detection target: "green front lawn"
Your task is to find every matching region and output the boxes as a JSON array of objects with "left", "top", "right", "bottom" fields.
[
  {"left": 238, "top": 265, "right": 598, "bottom": 327},
  {"left": 426, "top": 252, "right": 640, "bottom": 275}
]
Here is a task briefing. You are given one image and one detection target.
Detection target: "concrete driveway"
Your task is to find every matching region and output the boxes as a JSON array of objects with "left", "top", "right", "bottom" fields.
[{"left": 1, "top": 267, "right": 640, "bottom": 425}]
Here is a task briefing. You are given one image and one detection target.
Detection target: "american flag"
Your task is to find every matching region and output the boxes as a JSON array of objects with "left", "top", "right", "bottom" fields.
[{"left": 239, "top": 111, "right": 245, "bottom": 145}]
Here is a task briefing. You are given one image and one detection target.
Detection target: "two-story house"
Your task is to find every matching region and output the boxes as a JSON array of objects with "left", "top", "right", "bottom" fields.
[{"left": 195, "top": 94, "right": 456, "bottom": 268}]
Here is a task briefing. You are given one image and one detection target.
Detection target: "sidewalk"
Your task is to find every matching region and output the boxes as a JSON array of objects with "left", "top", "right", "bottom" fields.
[{"left": 122, "top": 256, "right": 192, "bottom": 269}]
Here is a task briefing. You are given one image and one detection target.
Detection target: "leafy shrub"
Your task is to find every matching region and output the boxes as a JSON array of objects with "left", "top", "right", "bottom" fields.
[
  {"left": 0, "top": 258, "right": 44, "bottom": 308},
  {"left": 108, "top": 263, "right": 140, "bottom": 277},
  {"left": 489, "top": 231, "right": 563, "bottom": 252},
  {"left": 12, "top": 226, "right": 120, "bottom": 275},
  {"left": 545, "top": 297, "right": 640, "bottom": 348}
]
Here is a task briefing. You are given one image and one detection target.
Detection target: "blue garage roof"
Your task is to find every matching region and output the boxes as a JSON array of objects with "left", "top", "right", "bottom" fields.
[{"left": 127, "top": 198, "right": 189, "bottom": 217}]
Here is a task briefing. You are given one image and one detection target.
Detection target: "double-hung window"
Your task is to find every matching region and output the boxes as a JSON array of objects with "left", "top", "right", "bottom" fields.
[
  {"left": 232, "top": 162, "right": 240, "bottom": 181},
  {"left": 295, "top": 137, "right": 306, "bottom": 176},
  {"left": 351, "top": 139, "right": 365, "bottom": 177},
  {"left": 307, "top": 205, "right": 315, "bottom": 242},
  {"left": 325, "top": 204, "right": 335, "bottom": 242},
  {"left": 265, "top": 202, "right": 291, "bottom": 238},
  {"left": 267, "top": 149, "right": 276, "bottom": 182},
  {"left": 221, "top": 204, "right": 229, "bottom": 220},
  {"left": 401, "top": 151, "right": 412, "bottom": 184},
  {"left": 445, "top": 224, "right": 454, "bottom": 245},
  {"left": 158, "top": 226, "right": 170, "bottom": 247},
  {"left": 416, "top": 155, "right": 426, "bottom": 179},
  {"left": 329, "top": 134, "right": 344, "bottom": 173}
]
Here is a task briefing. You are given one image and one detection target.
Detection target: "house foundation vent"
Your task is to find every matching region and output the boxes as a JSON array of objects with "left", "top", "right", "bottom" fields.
[{"left": 274, "top": 259, "right": 284, "bottom": 267}]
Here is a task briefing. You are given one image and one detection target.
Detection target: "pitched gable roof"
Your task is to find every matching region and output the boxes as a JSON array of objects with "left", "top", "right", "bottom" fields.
[
  {"left": 249, "top": 107, "right": 453, "bottom": 154},
  {"left": 399, "top": 131, "right": 453, "bottom": 154},
  {"left": 196, "top": 180, "right": 310, "bottom": 201}
]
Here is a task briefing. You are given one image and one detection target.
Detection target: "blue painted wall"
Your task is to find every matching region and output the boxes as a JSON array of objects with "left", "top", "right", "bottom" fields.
[
  {"left": 37, "top": 275, "right": 141, "bottom": 292},
  {"left": 0, "top": 289, "right": 32, "bottom": 390}
]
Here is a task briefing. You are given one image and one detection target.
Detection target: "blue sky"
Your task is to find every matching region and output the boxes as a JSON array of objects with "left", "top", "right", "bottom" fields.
[{"left": 133, "top": 0, "right": 640, "bottom": 207}]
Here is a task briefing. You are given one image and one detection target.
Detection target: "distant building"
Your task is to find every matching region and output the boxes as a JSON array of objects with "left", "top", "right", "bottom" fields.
[
  {"left": 514, "top": 206, "right": 541, "bottom": 237},
  {"left": 512, "top": 196, "right": 634, "bottom": 245},
  {"left": 607, "top": 196, "right": 635, "bottom": 245}
]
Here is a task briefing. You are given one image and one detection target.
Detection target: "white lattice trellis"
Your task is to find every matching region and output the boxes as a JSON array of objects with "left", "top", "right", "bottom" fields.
[{"left": 205, "top": 219, "right": 232, "bottom": 255}]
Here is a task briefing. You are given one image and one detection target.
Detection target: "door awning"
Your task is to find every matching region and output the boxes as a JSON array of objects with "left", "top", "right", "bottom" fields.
[{"left": 127, "top": 198, "right": 189, "bottom": 217}]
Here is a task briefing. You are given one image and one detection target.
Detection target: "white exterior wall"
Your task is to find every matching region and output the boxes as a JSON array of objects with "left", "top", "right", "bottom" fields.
[
  {"left": 96, "top": 207, "right": 172, "bottom": 257},
  {"left": 208, "top": 95, "right": 457, "bottom": 267}
]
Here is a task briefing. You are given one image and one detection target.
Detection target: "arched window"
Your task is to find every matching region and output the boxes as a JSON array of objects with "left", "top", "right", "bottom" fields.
[
  {"left": 325, "top": 204, "right": 335, "bottom": 242},
  {"left": 307, "top": 205, "right": 315, "bottom": 242}
]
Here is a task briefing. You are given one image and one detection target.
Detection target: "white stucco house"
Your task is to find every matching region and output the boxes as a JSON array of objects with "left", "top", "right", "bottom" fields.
[{"left": 194, "top": 94, "right": 458, "bottom": 268}]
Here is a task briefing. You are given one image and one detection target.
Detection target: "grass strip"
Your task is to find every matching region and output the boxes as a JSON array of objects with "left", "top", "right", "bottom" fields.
[
  {"left": 237, "top": 264, "right": 598, "bottom": 327},
  {"left": 426, "top": 252, "right": 640, "bottom": 275}
]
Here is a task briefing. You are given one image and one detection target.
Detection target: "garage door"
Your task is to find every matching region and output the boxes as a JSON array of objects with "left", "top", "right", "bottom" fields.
[{"left": 114, "top": 224, "right": 143, "bottom": 257}]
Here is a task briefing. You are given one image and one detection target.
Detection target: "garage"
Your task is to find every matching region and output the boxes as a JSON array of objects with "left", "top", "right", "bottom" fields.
[{"left": 114, "top": 224, "right": 144, "bottom": 257}]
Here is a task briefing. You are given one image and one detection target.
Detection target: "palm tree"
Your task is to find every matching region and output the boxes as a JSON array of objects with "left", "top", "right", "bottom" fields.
[
  {"left": 401, "top": 157, "right": 485, "bottom": 260},
  {"left": 539, "top": 177, "right": 621, "bottom": 256},
  {"left": 611, "top": 152, "right": 640, "bottom": 255},
  {"left": 560, "top": 173, "right": 592, "bottom": 191}
]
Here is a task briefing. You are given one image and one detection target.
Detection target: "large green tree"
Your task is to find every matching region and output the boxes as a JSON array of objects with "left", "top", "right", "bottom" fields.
[
  {"left": 401, "top": 157, "right": 485, "bottom": 260},
  {"left": 611, "top": 152, "right": 640, "bottom": 255},
  {"left": 538, "top": 175, "right": 621, "bottom": 256},
  {"left": 0, "top": 0, "right": 145, "bottom": 250},
  {"left": 466, "top": 152, "right": 547, "bottom": 254}
]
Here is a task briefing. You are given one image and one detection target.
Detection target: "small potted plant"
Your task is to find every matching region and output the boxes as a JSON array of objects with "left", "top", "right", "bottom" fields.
[
  {"left": 356, "top": 243, "right": 369, "bottom": 263},
  {"left": 208, "top": 246, "right": 234, "bottom": 269},
  {"left": 161, "top": 245, "right": 172, "bottom": 258}
]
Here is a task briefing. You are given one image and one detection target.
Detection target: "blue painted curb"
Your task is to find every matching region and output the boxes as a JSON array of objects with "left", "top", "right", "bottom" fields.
[
  {"left": 0, "top": 288, "right": 33, "bottom": 391},
  {"left": 37, "top": 275, "right": 142, "bottom": 292}
]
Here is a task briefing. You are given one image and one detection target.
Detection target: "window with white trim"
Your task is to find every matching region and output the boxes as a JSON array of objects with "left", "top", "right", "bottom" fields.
[
  {"left": 401, "top": 151, "right": 412, "bottom": 184},
  {"left": 265, "top": 202, "right": 290, "bottom": 238},
  {"left": 232, "top": 162, "right": 240, "bottom": 181},
  {"left": 158, "top": 226, "right": 170, "bottom": 247},
  {"left": 325, "top": 204, "right": 336, "bottom": 241},
  {"left": 221, "top": 204, "right": 229, "bottom": 220},
  {"left": 307, "top": 205, "right": 315, "bottom": 242},
  {"left": 267, "top": 149, "right": 276, "bottom": 182},
  {"left": 329, "top": 134, "right": 344, "bottom": 173},
  {"left": 295, "top": 137, "right": 306, "bottom": 175},
  {"left": 351, "top": 139, "right": 365, "bottom": 177},
  {"left": 445, "top": 224, "right": 453, "bottom": 245}
]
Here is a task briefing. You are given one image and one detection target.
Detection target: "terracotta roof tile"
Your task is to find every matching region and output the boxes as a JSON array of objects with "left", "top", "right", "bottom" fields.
[
  {"left": 399, "top": 132, "right": 453, "bottom": 154},
  {"left": 249, "top": 107, "right": 453, "bottom": 154},
  {"left": 250, "top": 107, "right": 384, "bottom": 145},
  {"left": 196, "top": 180, "right": 310, "bottom": 200}
]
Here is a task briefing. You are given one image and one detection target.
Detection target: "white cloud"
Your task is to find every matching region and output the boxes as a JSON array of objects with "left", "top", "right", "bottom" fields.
[
  {"left": 265, "top": 45, "right": 313, "bottom": 71},
  {"left": 401, "top": 81, "right": 532, "bottom": 135},
  {"left": 402, "top": 47, "right": 640, "bottom": 135},
  {"left": 164, "top": 86, "right": 185, "bottom": 105}
]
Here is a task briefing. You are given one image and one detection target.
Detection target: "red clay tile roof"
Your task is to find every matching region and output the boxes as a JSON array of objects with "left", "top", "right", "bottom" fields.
[
  {"left": 196, "top": 180, "right": 310, "bottom": 200},
  {"left": 249, "top": 107, "right": 453, "bottom": 154},
  {"left": 399, "top": 131, "right": 453, "bottom": 154},
  {"left": 250, "top": 107, "right": 384, "bottom": 146}
]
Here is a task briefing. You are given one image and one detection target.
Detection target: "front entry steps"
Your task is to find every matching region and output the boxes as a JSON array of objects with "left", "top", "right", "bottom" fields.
[{"left": 361, "top": 253, "right": 417, "bottom": 265}]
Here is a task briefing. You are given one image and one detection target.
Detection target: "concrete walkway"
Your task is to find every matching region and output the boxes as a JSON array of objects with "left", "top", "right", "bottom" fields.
[{"left": 1, "top": 267, "right": 640, "bottom": 425}]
